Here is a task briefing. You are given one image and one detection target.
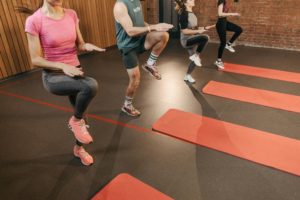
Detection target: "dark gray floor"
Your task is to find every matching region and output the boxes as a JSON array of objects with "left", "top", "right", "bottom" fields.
[{"left": 0, "top": 39, "right": 300, "bottom": 200}]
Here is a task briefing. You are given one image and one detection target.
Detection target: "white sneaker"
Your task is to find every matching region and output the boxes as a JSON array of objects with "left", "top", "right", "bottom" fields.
[
  {"left": 230, "top": 42, "right": 236, "bottom": 47},
  {"left": 189, "top": 54, "right": 202, "bottom": 67},
  {"left": 184, "top": 74, "right": 196, "bottom": 84},
  {"left": 225, "top": 43, "right": 235, "bottom": 53},
  {"left": 215, "top": 60, "right": 225, "bottom": 70}
]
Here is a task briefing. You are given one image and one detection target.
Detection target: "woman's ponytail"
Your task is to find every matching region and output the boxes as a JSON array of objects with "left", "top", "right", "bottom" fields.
[
  {"left": 174, "top": 0, "right": 187, "bottom": 14},
  {"left": 15, "top": 0, "right": 43, "bottom": 15}
]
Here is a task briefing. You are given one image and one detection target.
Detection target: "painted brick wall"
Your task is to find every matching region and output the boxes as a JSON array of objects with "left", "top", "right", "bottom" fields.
[{"left": 147, "top": 0, "right": 300, "bottom": 50}]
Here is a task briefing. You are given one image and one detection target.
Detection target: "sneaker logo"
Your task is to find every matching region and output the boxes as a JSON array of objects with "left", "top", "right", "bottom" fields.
[{"left": 133, "top": 6, "right": 141, "bottom": 13}]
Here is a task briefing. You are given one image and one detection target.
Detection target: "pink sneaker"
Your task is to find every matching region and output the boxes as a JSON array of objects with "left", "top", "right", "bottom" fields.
[
  {"left": 73, "top": 145, "right": 94, "bottom": 166},
  {"left": 68, "top": 116, "right": 93, "bottom": 144}
]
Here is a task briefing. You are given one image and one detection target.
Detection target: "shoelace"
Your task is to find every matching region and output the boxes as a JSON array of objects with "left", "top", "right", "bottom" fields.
[{"left": 78, "top": 120, "right": 90, "bottom": 134}]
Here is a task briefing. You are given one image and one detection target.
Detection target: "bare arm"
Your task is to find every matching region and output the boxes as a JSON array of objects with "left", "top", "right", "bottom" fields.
[
  {"left": 75, "top": 21, "right": 106, "bottom": 52},
  {"left": 181, "top": 28, "right": 205, "bottom": 35},
  {"left": 181, "top": 25, "right": 215, "bottom": 35},
  {"left": 218, "top": 4, "right": 240, "bottom": 17},
  {"left": 114, "top": 2, "right": 149, "bottom": 37},
  {"left": 75, "top": 22, "right": 85, "bottom": 51},
  {"left": 26, "top": 33, "right": 83, "bottom": 77},
  {"left": 27, "top": 33, "right": 66, "bottom": 70}
]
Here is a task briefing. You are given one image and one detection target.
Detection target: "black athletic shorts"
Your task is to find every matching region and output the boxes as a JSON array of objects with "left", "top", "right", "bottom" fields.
[{"left": 120, "top": 36, "right": 147, "bottom": 69}]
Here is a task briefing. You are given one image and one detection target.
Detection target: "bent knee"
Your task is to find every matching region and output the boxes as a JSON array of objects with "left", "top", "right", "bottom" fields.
[
  {"left": 84, "top": 78, "right": 99, "bottom": 97},
  {"left": 203, "top": 35, "right": 210, "bottom": 43},
  {"left": 159, "top": 32, "right": 170, "bottom": 42},
  {"left": 237, "top": 27, "right": 243, "bottom": 34}
]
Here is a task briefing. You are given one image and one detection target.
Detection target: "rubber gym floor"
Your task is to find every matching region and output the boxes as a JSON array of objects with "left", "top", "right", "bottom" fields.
[{"left": 0, "top": 39, "right": 300, "bottom": 200}]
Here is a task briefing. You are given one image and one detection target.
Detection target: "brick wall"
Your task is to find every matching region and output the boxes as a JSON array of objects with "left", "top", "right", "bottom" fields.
[{"left": 147, "top": 0, "right": 300, "bottom": 51}]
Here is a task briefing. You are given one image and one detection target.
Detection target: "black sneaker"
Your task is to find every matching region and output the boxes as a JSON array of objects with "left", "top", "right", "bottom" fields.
[
  {"left": 142, "top": 63, "right": 162, "bottom": 80},
  {"left": 121, "top": 104, "right": 141, "bottom": 117}
]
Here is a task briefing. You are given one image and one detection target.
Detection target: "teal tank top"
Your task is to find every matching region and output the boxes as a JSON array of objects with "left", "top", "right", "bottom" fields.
[{"left": 115, "top": 0, "right": 145, "bottom": 50}]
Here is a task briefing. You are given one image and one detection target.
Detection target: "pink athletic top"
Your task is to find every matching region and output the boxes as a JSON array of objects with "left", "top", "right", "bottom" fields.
[{"left": 25, "top": 8, "right": 80, "bottom": 67}]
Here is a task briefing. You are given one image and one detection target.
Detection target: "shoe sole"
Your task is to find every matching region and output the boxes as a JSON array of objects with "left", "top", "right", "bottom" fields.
[
  {"left": 217, "top": 66, "right": 224, "bottom": 70},
  {"left": 184, "top": 79, "right": 196, "bottom": 84},
  {"left": 194, "top": 62, "right": 202, "bottom": 67},
  {"left": 121, "top": 107, "right": 141, "bottom": 117},
  {"left": 225, "top": 47, "right": 235, "bottom": 53},
  {"left": 214, "top": 63, "right": 224, "bottom": 70},
  {"left": 74, "top": 153, "right": 93, "bottom": 166},
  {"left": 142, "top": 65, "right": 162, "bottom": 80}
]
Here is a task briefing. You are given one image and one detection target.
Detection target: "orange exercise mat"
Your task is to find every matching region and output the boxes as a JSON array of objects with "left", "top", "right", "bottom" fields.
[
  {"left": 91, "top": 174, "right": 174, "bottom": 200},
  {"left": 223, "top": 63, "right": 300, "bottom": 84},
  {"left": 203, "top": 81, "right": 300, "bottom": 113},
  {"left": 153, "top": 109, "right": 300, "bottom": 176}
]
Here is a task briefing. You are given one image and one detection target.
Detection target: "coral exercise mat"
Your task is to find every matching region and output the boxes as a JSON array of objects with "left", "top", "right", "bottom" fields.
[
  {"left": 223, "top": 63, "right": 300, "bottom": 84},
  {"left": 153, "top": 109, "right": 300, "bottom": 176},
  {"left": 202, "top": 81, "right": 300, "bottom": 113},
  {"left": 91, "top": 174, "right": 173, "bottom": 200}
]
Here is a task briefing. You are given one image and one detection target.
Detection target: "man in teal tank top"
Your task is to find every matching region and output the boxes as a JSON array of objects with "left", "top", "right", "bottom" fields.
[{"left": 114, "top": 0, "right": 173, "bottom": 117}]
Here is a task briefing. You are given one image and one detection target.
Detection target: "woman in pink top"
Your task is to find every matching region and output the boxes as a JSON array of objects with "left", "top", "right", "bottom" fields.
[{"left": 17, "top": 0, "right": 106, "bottom": 166}]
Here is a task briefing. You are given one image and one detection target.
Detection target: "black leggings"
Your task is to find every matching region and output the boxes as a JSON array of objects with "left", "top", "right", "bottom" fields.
[
  {"left": 216, "top": 17, "right": 243, "bottom": 59},
  {"left": 184, "top": 35, "right": 209, "bottom": 74},
  {"left": 187, "top": 62, "right": 196, "bottom": 75},
  {"left": 186, "top": 35, "right": 209, "bottom": 54},
  {"left": 42, "top": 71, "right": 98, "bottom": 119}
]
